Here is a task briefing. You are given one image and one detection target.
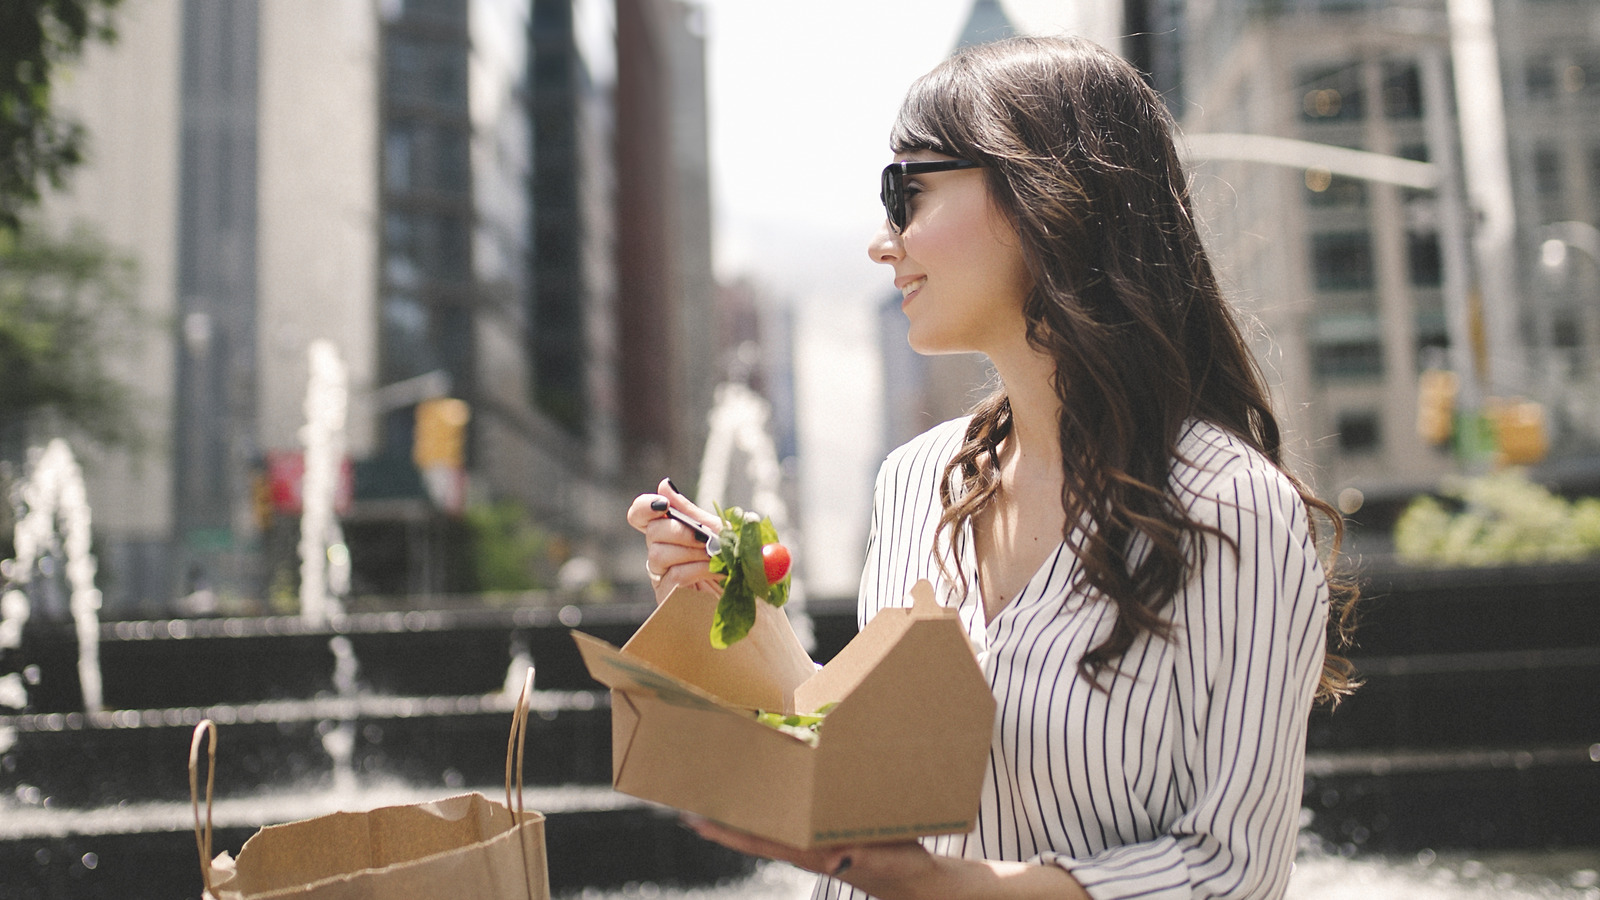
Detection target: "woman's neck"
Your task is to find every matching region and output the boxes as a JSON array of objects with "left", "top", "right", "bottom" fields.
[{"left": 990, "top": 345, "right": 1062, "bottom": 484}]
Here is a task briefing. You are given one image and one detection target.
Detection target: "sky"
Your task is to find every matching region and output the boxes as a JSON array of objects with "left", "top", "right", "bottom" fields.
[
  {"left": 690, "top": 1, "right": 1120, "bottom": 596},
  {"left": 697, "top": 0, "right": 1118, "bottom": 297}
]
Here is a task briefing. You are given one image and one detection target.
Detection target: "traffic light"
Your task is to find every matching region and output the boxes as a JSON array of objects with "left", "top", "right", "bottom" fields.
[
  {"left": 413, "top": 398, "right": 471, "bottom": 469},
  {"left": 1417, "top": 368, "right": 1458, "bottom": 446},
  {"left": 1488, "top": 398, "right": 1549, "bottom": 466}
]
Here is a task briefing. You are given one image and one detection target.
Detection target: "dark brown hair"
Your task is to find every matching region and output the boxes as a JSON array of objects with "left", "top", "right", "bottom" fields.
[{"left": 893, "top": 36, "right": 1357, "bottom": 706}]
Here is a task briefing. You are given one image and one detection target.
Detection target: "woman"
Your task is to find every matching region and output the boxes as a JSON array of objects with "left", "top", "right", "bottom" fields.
[{"left": 628, "top": 35, "right": 1356, "bottom": 900}]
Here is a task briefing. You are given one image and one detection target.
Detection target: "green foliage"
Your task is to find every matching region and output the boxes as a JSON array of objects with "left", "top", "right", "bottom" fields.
[
  {"left": 707, "top": 505, "right": 789, "bottom": 649},
  {"left": 465, "top": 499, "right": 556, "bottom": 593},
  {"left": 0, "top": 0, "right": 123, "bottom": 232},
  {"left": 0, "top": 221, "right": 141, "bottom": 449},
  {"left": 1393, "top": 469, "right": 1600, "bottom": 567}
]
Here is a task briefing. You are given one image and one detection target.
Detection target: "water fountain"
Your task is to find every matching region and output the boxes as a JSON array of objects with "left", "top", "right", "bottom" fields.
[
  {"left": 0, "top": 353, "right": 796, "bottom": 897},
  {"left": 3, "top": 363, "right": 1594, "bottom": 897},
  {"left": 0, "top": 438, "right": 104, "bottom": 716},
  {"left": 696, "top": 380, "right": 814, "bottom": 650},
  {"left": 298, "top": 339, "right": 350, "bottom": 626}
]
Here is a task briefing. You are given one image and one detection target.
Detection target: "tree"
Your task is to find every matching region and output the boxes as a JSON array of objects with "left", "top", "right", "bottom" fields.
[
  {"left": 0, "top": 222, "right": 141, "bottom": 457},
  {"left": 1393, "top": 469, "right": 1600, "bottom": 567},
  {"left": 0, "top": 0, "right": 134, "bottom": 457},
  {"left": 1, "top": 0, "right": 123, "bottom": 234}
]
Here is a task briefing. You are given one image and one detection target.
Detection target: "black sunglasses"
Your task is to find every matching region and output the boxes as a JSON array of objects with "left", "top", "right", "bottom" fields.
[{"left": 880, "top": 159, "right": 982, "bottom": 233}]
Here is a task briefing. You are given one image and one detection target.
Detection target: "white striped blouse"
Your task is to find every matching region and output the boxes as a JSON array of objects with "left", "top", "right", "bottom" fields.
[{"left": 813, "top": 417, "right": 1329, "bottom": 900}]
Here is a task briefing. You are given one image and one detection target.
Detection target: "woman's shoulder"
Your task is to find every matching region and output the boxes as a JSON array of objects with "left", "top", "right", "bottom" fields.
[
  {"left": 1170, "top": 419, "right": 1302, "bottom": 512},
  {"left": 879, "top": 416, "right": 971, "bottom": 473}
]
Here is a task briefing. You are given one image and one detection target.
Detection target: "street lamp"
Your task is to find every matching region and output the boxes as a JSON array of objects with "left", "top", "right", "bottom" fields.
[{"left": 1540, "top": 221, "right": 1600, "bottom": 272}]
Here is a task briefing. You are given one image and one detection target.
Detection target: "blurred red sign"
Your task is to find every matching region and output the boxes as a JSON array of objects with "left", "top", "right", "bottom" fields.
[{"left": 266, "top": 451, "right": 354, "bottom": 515}]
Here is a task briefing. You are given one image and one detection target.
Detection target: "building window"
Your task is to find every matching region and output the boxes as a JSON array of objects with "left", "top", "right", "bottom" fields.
[
  {"left": 1527, "top": 61, "right": 1556, "bottom": 100},
  {"left": 1568, "top": 55, "right": 1599, "bottom": 96},
  {"left": 1591, "top": 146, "right": 1600, "bottom": 223},
  {"left": 1312, "top": 341, "right": 1384, "bottom": 379},
  {"left": 386, "top": 36, "right": 468, "bottom": 109},
  {"left": 384, "top": 124, "right": 414, "bottom": 192},
  {"left": 385, "top": 119, "right": 470, "bottom": 194},
  {"left": 380, "top": 291, "right": 436, "bottom": 383},
  {"left": 1383, "top": 61, "right": 1422, "bottom": 118},
  {"left": 1534, "top": 146, "right": 1562, "bottom": 198},
  {"left": 1300, "top": 64, "right": 1364, "bottom": 122},
  {"left": 1415, "top": 305, "right": 1449, "bottom": 368},
  {"left": 1408, "top": 233, "right": 1442, "bottom": 287},
  {"left": 1336, "top": 410, "right": 1381, "bottom": 454},
  {"left": 1312, "top": 231, "right": 1375, "bottom": 291},
  {"left": 1305, "top": 171, "right": 1368, "bottom": 207}
]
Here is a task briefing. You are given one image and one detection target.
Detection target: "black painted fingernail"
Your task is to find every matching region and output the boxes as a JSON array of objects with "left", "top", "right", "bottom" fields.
[
  {"left": 832, "top": 855, "right": 853, "bottom": 876},
  {"left": 650, "top": 498, "right": 669, "bottom": 512},
  {"left": 666, "top": 478, "right": 683, "bottom": 495}
]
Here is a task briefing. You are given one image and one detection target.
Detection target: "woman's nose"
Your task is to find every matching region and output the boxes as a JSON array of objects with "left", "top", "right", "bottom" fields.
[{"left": 867, "top": 220, "right": 903, "bottom": 264}]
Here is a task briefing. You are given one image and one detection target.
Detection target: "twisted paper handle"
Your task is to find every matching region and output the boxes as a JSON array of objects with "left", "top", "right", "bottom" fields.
[
  {"left": 505, "top": 667, "right": 536, "bottom": 900},
  {"left": 189, "top": 719, "right": 218, "bottom": 899}
]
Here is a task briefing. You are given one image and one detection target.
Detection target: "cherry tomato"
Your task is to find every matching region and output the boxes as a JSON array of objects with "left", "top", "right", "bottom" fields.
[{"left": 761, "top": 542, "right": 792, "bottom": 584}]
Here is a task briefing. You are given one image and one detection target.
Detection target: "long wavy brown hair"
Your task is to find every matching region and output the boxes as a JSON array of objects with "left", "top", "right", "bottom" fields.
[{"left": 894, "top": 36, "right": 1358, "bottom": 706}]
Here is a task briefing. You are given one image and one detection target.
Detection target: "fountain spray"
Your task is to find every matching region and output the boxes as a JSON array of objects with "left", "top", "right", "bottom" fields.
[
  {"left": 298, "top": 340, "right": 351, "bottom": 627},
  {"left": 0, "top": 439, "right": 103, "bottom": 713}
]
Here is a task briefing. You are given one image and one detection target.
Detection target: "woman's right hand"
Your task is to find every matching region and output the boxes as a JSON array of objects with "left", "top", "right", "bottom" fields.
[{"left": 626, "top": 478, "right": 723, "bottom": 604}]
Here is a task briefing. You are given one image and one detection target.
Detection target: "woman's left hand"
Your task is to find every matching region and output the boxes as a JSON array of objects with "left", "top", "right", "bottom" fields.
[
  {"left": 682, "top": 815, "right": 1091, "bottom": 900},
  {"left": 681, "top": 816, "right": 933, "bottom": 895}
]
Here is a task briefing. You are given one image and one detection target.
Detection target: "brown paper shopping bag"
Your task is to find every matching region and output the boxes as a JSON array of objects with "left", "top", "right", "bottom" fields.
[{"left": 188, "top": 670, "right": 550, "bottom": 900}]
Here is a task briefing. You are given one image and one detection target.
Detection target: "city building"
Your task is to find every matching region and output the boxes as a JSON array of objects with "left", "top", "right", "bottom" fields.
[
  {"left": 876, "top": 0, "right": 1016, "bottom": 458},
  {"left": 1130, "top": 0, "right": 1600, "bottom": 518},
  {"left": 36, "top": 0, "right": 715, "bottom": 615}
]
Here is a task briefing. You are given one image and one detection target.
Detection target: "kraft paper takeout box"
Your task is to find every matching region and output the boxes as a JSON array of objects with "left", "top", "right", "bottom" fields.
[{"left": 571, "top": 579, "right": 996, "bottom": 849}]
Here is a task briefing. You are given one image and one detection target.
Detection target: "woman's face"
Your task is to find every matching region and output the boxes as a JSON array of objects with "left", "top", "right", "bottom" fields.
[{"left": 868, "top": 151, "right": 1033, "bottom": 358}]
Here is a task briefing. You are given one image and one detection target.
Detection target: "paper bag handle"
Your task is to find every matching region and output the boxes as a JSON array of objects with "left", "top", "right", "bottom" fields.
[
  {"left": 505, "top": 667, "right": 537, "bottom": 900},
  {"left": 506, "top": 665, "right": 536, "bottom": 819},
  {"left": 189, "top": 719, "right": 218, "bottom": 899}
]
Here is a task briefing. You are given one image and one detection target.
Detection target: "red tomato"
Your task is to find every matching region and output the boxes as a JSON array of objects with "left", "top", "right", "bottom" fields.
[{"left": 761, "top": 542, "right": 792, "bottom": 584}]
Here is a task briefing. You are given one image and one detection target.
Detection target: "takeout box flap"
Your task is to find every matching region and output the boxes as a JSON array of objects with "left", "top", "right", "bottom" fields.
[
  {"left": 608, "top": 691, "right": 816, "bottom": 848},
  {"left": 571, "top": 578, "right": 996, "bottom": 850},
  {"left": 620, "top": 585, "right": 816, "bottom": 713},
  {"left": 800, "top": 580, "right": 996, "bottom": 842},
  {"left": 794, "top": 579, "right": 956, "bottom": 714}
]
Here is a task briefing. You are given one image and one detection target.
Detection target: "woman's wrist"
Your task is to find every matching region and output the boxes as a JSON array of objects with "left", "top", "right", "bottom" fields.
[
  {"left": 831, "top": 842, "right": 942, "bottom": 899},
  {"left": 841, "top": 850, "right": 1089, "bottom": 900}
]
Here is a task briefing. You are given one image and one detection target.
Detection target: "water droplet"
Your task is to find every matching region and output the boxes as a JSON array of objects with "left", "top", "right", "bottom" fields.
[
  {"left": 80, "top": 852, "right": 98, "bottom": 870},
  {"left": 1415, "top": 848, "right": 1437, "bottom": 867}
]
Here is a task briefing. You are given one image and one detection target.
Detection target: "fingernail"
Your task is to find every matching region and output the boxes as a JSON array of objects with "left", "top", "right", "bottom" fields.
[
  {"left": 650, "top": 498, "right": 669, "bottom": 512},
  {"left": 666, "top": 478, "right": 683, "bottom": 495}
]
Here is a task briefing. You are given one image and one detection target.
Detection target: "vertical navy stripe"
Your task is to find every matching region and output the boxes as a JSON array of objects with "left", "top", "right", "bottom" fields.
[{"left": 813, "top": 418, "right": 1327, "bottom": 900}]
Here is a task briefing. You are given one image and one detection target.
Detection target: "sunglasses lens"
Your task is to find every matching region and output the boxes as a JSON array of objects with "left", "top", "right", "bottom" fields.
[{"left": 881, "top": 166, "right": 904, "bottom": 232}]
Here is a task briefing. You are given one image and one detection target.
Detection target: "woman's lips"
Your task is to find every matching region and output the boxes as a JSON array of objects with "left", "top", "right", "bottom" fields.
[{"left": 898, "top": 276, "right": 925, "bottom": 306}]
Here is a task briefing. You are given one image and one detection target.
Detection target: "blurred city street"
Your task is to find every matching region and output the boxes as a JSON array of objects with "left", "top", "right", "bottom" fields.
[{"left": 2, "top": 0, "right": 1598, "bottom": 896}]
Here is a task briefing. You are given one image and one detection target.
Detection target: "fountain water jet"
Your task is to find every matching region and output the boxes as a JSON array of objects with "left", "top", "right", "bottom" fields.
[
  {"left": 0, "top": 438, "right": 103, "bottom": 713},
  {"left": 298, "top": 340, "right": 350, "bottom": 626},
  {"left": 696, "top": 381, "right": 811, "bottom": 650}
]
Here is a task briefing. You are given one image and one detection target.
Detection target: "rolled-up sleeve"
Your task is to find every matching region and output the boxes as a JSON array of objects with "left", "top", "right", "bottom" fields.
[{"left": 1038, "top": 465, "right": 1328, "bottom": 900}]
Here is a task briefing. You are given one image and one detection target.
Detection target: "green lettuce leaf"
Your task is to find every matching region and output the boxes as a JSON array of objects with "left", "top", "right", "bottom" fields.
[{"left": 704, "top": 504, "right": 791, "bottom": 648}]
